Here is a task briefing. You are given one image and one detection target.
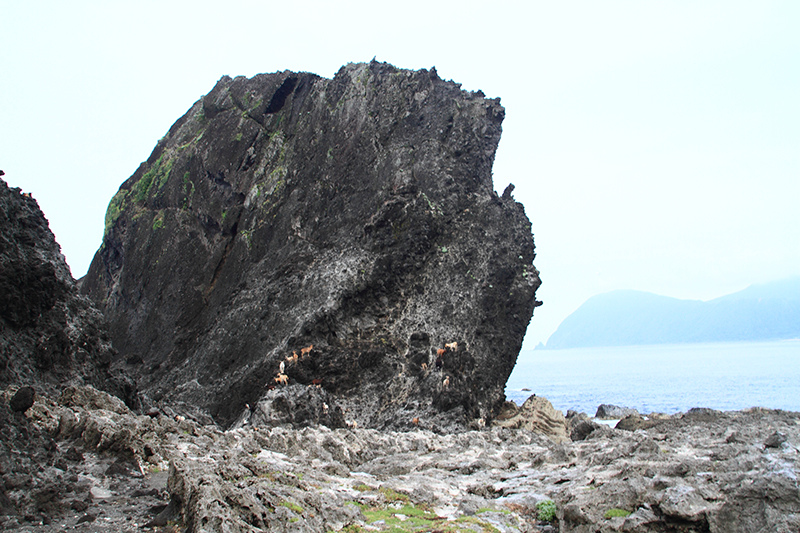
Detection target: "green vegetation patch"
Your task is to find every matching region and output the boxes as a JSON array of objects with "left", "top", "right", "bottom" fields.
[
  {"left": 361, "top": 503, "right": 442, "bottom": 531},
  {"left": 604, "top": 508, "right": 631, "bottom": 519},
  {"left": 342, "top": 485, "right": 509, "bottom": 532},
  {"left": 279, "top": 501, "right": 303, "bottom": 514},
  {"left": 134, "top": 152, "right": 174, "bottom": 203},
  {"left": 454, "top": 516, "right": 501, "bottom": 533},
  {"left": 104, "top": 188, "right": 130, "bottom": 236},
  {"left": 378, "top": 487, "right": 411, "bottom": 504},
  {"left": 152, "top": 210, "right": 165, "bottom": 230},
  {"left": 338, "top": 502, "right": 506, "bottom": 532},
  {"left": 475, "top": 507, "right": 510, "bottom": 515},
  {"left": 536, "top": 500, "right": 556, "bottom": 522}
]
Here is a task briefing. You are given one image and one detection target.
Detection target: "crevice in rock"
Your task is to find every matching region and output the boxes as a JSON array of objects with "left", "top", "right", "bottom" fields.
[
  {"left": 203, "top": 214, "right": 242, "bottom": 301},
  {"left": 265, "top": 76, "right": 298, "bottom": 114}
]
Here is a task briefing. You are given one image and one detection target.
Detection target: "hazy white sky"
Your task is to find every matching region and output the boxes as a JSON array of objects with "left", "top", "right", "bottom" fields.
[{"left": 2, "top": 1, "right": 798, "bottom": 348}]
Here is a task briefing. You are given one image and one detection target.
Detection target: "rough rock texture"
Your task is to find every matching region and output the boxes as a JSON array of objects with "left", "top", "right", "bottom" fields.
[
  {"left": 493, "top": 395, "right": 569, "bottom": 442},
  {"left": 3, "top": 386, "right": 799, "bottom": 532},
  {"left": 81, "top": 61, "right": 541, "bottom": 430},
  {"left": 0, "top": 386, "right": 169, "bottom": 530},
  {"left": 596, "top": 404, "right": 640, "bottom": 419},
  {"left": 0, "top": 179, "right": 137, "bottom": 406},
  {"left": 566, "top": 410, "right": 605, "bottom": 441}
]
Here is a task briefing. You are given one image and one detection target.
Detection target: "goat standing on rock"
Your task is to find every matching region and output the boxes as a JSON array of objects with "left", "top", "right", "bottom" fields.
[{"left": 435, "top": 341, "right": 459, "bottom": 370}]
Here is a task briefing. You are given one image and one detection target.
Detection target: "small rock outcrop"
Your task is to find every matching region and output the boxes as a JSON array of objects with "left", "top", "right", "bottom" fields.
[
  {"left": 81, "top": 61, "right": 541, "bottom": 430},
  {"left": 0, "top": 179, "right": 137, "bottom": 406},
  {"left": 595, "top": 403, "right": 640, "bottom": 419},
  {"left": 494, "top": 395, "right": 569, "bottom": 442},
  {"left": 9, "top": 386, "right": 35, "bottom": 413}
]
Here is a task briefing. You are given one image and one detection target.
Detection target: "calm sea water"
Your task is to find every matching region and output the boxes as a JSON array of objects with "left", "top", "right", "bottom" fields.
[{"left": 505, "top": 340, "right": 800, "bottom": 415}]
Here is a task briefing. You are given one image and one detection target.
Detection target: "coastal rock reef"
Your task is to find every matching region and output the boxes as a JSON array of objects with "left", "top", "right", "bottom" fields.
[
  {"left": 3, "top": 384, "right": 799, "bottom": 532},
  {"left": 3, "top": 172, "right": 798, "bottom": 533},
  {"left": 80, "top": 60, "right": 541, "bottom": 430}
]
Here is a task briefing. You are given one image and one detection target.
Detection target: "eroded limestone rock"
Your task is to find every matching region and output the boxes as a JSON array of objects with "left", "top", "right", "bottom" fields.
[
  {"left": 494, "top": 395, "right": 569, "bottom": 442},
  {"left": 2, "top": 386, "right": 799, "bottom": 532},
  {"left": 81, "top": 61, "right": 541, "bottom": 430},
  {"left": 0, "top": 179, "right": 137, "bottom": 407}
]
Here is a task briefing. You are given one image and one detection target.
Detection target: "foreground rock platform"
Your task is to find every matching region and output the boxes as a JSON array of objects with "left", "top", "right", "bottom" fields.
[
  {"left": 81, "top": 60, "right": 541, "bottom": 430},
  {"left": 3, "top": 386, "right": 798, "bottom": 532}
]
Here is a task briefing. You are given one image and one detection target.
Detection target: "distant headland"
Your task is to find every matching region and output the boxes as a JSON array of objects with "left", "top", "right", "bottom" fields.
[{"left": 543, "top": 277, "right": 800, "bottom": 349}]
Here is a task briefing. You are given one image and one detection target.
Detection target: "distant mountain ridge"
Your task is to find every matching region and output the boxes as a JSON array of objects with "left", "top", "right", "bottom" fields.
[{"left": 544, "top": 278, "right": 800, "bottom": 349}]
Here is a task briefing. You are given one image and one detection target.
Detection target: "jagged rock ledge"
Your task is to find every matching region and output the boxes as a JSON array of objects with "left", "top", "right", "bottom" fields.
[
  {"left": 0, "top": 179, "right": 137, "bottom": 406},
  {"left": 3, "top": 385, "right": 798, "bottom": 532}
]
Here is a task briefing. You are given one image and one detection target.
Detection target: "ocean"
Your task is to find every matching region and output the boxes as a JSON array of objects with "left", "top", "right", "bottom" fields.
[{"left": 505, "top": 340, "right": 800, "bottom": 416}]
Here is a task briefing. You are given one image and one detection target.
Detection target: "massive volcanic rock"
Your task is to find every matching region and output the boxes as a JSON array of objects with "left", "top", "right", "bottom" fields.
[
  {"left": 81, "top": 61, "right": 541, "bottom": 430},
  {"left": 0, "top": 178, "right": 136, "bottom": 406}
]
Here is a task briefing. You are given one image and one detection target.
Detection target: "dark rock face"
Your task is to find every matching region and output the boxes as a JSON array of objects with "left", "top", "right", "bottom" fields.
[
  {"left": 81, "top": 61, "right": 541, "bottom": 430},
  {"left": 9, "top": 386, "right": 35, "bottom": 412},
  {"left": 239, "top": 383, "right": 347, "bottom": 429},
  {"left": 0, "top": 179, "right": 137, "bottom": 407}
]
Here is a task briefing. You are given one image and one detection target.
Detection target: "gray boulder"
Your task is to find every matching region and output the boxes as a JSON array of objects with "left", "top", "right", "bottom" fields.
[
  {"left": 494, "top": 395, "right": 569, "bottom": 442},
  {"left": 595, "top": 403, "right": 639, "bottom": 419},
  {"left": 9, "top": 386, "right": 35, "bottom": 413},
  {"left": 81, "top": 61, "right": 541, "bottom": 430}
]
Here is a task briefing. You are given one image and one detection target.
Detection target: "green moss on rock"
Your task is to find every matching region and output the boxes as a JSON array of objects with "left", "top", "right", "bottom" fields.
[
  {"left": 152, "top": 211, "right": 165, "bottom": 230},
  {"left": 104, "top": 189, "right": 130, "bottom": 236},
  {"left": 604, "top": 508, "right": 631, "bottom": 519},
  {"left": 134, "top": 153, "right": 174, "bottom": 203}
]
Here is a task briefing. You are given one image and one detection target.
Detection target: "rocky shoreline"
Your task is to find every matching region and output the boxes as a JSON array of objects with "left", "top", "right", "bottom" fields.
[
  {"left": 2, "top": 62, "right": 798, "bottom": 531},
  {"left": 3, "top": 385, "right": 798, "bottom": 532}
]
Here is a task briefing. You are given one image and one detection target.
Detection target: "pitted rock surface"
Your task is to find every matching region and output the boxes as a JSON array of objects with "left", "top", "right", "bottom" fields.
[
  {"left": 81, "top": 61, "right": 541, "bottom": 429},
  {"left": 2, "top": 386, "right": 799, "bottom": 532},
  {"left": 0, "top": 179, "right": 136, "bottom": 406}
]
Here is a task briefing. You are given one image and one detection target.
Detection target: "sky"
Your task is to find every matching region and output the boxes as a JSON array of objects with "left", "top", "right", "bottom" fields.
[{"left": 2, "top": 1, "right": 799, "bottom": 349}]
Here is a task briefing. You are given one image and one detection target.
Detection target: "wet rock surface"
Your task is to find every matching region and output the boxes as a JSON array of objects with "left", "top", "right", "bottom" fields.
[
  {"left": 3, "top": 385, "right": 799, "bottom": 532},
  {"left": 80, "top": 60, "right": 541, "bottom": 431}
]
